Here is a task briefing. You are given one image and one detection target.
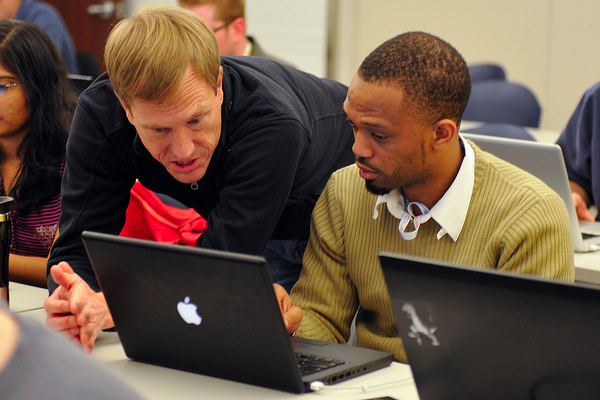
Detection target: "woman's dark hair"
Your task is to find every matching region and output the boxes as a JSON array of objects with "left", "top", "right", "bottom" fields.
[{"left": 0, "top": 20, "right": 77, "bottom": 214}]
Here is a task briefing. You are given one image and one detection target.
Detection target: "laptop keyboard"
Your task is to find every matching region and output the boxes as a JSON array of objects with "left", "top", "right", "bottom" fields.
[{"left": 296, "top": 353, "right": 345, "bottom": 376}]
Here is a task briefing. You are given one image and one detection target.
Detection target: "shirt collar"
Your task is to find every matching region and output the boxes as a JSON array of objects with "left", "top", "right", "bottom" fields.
[
  {"left": 372, "top": 137, "right": 475, "bottom": 241},
  {"left": 243, "top": 39, "right": 252, "bottom": 56}
]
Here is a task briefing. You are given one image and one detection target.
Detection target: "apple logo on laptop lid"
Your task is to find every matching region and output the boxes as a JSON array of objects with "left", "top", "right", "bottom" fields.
[{"left": 177, "top": 296, "right": 203, "bottom": 326}]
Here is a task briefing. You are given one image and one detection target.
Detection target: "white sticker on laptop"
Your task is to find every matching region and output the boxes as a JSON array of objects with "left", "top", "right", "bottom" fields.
[
  {"left": 401, "top": 302, "right": 439, "bottom": 346},
  {"left": 177, "top": 296, "right": 203, "bottom": 326}
]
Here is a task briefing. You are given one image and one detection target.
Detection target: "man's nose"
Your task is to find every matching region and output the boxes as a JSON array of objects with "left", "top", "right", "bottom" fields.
[
  {"left": 170, "top": 129, "right": 195, "bottom": 159},
  {"left": 352, "top": 130, "right": 373, "bottom": 159}
]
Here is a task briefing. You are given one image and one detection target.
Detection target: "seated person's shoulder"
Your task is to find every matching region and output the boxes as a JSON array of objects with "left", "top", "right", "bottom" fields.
[
  {"left": 318, "top": 164, "right": 375, "bottom": 211},
  {"left": 328, "top": 164, "right": 363, "bottom": 189},
  {"left": 0, "top": 307, "right": 144, "bottom": 399},
  {"left": 584, "top": 80, "right": 600, "bottom": 98}
]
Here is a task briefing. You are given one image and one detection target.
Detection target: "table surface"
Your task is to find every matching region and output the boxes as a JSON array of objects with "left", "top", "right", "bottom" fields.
[
  {"left": 8, "top": 282, "right": 49, "bottom": 313},
  {"left": 574, "top": 252, "right": 600, "bottom": 285},
  {"left": 8, "top": 282, "right": 420, "bottom": 400}
]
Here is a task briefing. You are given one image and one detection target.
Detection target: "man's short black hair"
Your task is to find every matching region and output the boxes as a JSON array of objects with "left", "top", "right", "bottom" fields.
[{"left": 358, "top": 31, "right": 471, "bottom": 126}]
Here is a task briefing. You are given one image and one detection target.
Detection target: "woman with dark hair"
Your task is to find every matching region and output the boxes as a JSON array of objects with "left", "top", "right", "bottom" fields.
[{"left": 0, "top": 19, "right": 76, "bottom": 287}]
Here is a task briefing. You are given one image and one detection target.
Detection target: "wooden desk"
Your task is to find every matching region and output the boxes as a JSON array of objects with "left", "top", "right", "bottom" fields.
[{"left": 11, "top": 285, "right": 420, "bottom": 400}]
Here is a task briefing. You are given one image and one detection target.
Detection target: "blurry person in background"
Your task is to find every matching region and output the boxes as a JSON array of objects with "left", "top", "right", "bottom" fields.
[
  {"left": 0, "top": 0, "right": 79, "bottom": 74},
  {"left": 0, "top": 19, "right": 77, "bottom": 287},
  {"left": 178, "top": 0, "right": 294, "bottom": 66}
]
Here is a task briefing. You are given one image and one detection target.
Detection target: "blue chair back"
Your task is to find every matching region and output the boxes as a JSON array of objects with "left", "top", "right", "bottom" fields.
[
  {"left": 462, "top": 122, "right": 536, "bottom": 141},
  {"left": 463, "top": 80, "right": 541, "bottom": 128},
  {"left": 469, "top": 63, "right": 506, "bottom": 83}
]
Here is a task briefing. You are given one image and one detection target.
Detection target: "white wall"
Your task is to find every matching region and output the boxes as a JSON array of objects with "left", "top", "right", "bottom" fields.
[
  {"left": 125, "top": 0, "right": 600, "bottom": 131},
  {"left": 125, "top": 0, "right": 328, "bottom": 77},
  {"left": 547, "top": 1, "right": 600, "bottom": 130},
  {"left": 126, "top": 0, "right": 177, "bottom": 11},
  {"left": 334, "top": 0, "right": 600, "bottom": 131}
]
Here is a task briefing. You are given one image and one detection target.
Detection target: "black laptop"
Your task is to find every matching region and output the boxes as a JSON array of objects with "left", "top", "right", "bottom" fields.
[
  {"left": 81, "top": 231, "right": 393, "bottom": 393},
  {"left": 380, "top": 252, "right": 600, "bottom": 400}
]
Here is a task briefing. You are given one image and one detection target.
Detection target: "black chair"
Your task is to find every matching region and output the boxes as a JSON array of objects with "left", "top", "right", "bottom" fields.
[
  {"left": 463, "top": 80, "right": 542, "bottom": 128},
  {"left": 468, "top": 63, "right": 506, "bottom": 83},
  {"left": 67, "top": 74, "right": 94, "bottom": 94},
  {"left": 76, "top": 51, "right": 100, "bottom": 79},
  {"left": 462, "top": 122, "right": 536, "bottom": 141}
]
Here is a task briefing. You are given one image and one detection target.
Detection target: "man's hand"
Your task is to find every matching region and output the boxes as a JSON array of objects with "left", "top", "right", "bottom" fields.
[
  {"left": 44, "top": 262, "right": 114, "bottom": 353},
  {"left": 573, "top": 192, "right": 595, "bottom": 221},
  {"left": 570, "top": 180, "right": 595, "bottom": 221},
  {"left": 273, "top": 283, "right": 302, "bottom": 334}
]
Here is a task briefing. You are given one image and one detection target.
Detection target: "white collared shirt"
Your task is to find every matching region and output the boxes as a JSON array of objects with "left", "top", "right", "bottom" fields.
[
  {"left": 372, "top": 137, "right": 475, "bottom": 241},
  {"left": 243, "top": 40, "right": 252, "bottom": 56}
]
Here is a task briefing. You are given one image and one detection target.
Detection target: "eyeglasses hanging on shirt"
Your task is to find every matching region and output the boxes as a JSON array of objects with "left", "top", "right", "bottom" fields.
[
  {"left": 372, "top": 189, "right": 431, "bottom": 241},
  {"left": 397, "top": 199, "right": 431, "bottom": 240}
]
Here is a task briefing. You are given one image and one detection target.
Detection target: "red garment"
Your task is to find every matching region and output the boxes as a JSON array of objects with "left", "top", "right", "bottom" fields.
[{"left": 119, "top": 181, "right": 207, "bottom": 246}]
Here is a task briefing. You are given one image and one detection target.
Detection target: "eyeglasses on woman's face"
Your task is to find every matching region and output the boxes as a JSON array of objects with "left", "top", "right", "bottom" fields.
[{"left": 0, "top": 82, "right": 20, "bottom": 96}]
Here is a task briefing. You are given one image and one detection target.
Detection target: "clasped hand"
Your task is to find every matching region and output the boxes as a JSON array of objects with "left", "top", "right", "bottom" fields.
[{"left": 44, "top": 262, "right": 114, "bottom": 353}]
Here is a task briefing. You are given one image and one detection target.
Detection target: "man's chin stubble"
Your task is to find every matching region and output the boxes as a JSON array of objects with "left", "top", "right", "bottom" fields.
[{"left": 365, "top": 180, "right": 391, "bottom": 196}]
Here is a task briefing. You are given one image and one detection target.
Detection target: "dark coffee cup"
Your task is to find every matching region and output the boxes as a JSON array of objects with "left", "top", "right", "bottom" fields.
[{"left": 0, "top": 196, "right": 13, "bottom": 304}]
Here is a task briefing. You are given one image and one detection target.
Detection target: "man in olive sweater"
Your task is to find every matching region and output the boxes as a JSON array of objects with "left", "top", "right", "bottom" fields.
[{"left": 278, "top": 32, "right": 574, "bottom": 362}]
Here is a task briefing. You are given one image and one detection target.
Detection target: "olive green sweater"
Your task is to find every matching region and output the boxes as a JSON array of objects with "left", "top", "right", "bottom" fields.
[{"left": 291, "top": 142, "right": 574, "bottom": 362}]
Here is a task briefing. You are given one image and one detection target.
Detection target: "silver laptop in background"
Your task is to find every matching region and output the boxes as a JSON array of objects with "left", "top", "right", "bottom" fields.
[
  {"left": 81, "top": 231, "right": 393, "bottom": 394},
  {"left": 462, "top": 132, "right": 600, "bottom": 252},
  {"left": 380, "top": 252, "right": 600, "bottom": 400}
]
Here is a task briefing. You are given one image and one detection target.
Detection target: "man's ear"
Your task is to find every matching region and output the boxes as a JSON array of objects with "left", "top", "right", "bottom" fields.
[
  {"left": 230, "top": 17, "right": 246, "bottom": 44},
  {"left": 432, "top": 119, "right": 458, "bottom": 149},
  {"left": 217, "top": 66, "right": 223, "bottom": 91},
  {"left": 116, "top": 94, "right": 134, "bottom": 124}
]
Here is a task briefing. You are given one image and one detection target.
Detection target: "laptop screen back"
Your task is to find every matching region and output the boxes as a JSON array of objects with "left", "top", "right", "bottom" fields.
[
  {"left": 380, "top": 252, "right": 600, "bottom": 400},
  {"left": 82, "top": 231, "right": 306, "bottom": 393},
  {"left": 81, "top": 231, "right": 393, "bottom": 393},
  {"left": 460, "top": 132, "right": 598, "bottom": 252}
]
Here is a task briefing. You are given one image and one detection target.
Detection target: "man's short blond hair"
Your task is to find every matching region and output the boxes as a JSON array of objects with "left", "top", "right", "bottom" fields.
[
  {"left": 178, "top": 0, "right": 245, "bottom": 22},
  {"left": 105, "top": 5, "right": 220, "bottom": 105}
]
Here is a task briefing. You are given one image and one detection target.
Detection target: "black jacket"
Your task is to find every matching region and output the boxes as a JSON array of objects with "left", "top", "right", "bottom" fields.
[{"left": 48, "top": 56, "right": 354, "bottom": 292}]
